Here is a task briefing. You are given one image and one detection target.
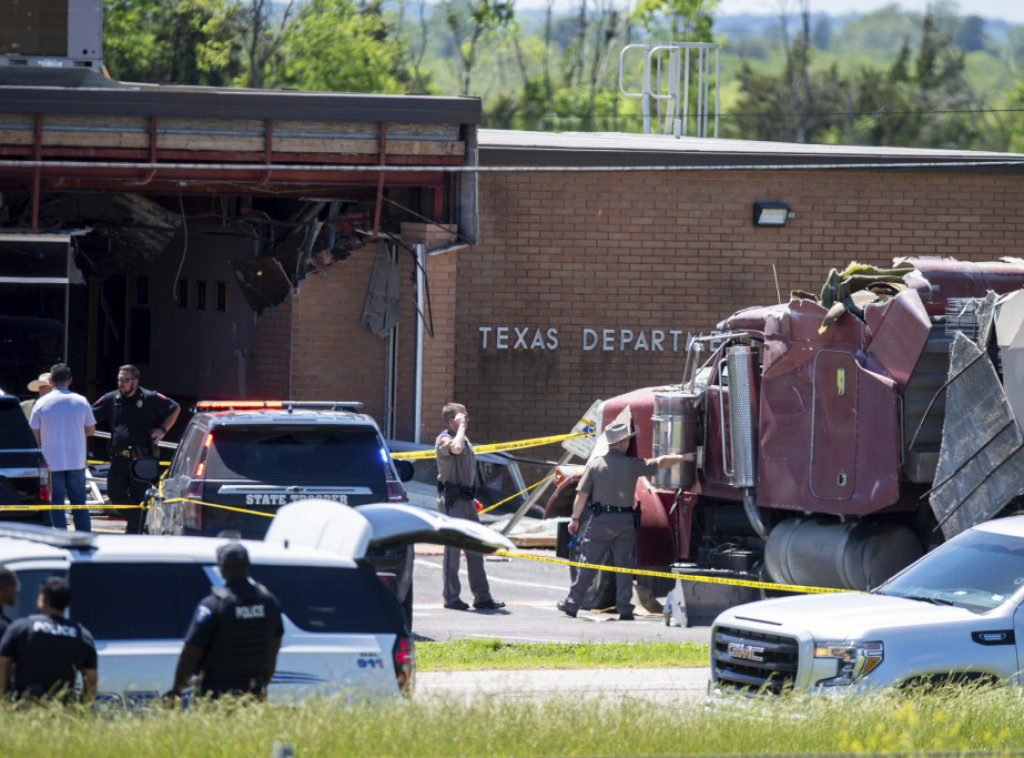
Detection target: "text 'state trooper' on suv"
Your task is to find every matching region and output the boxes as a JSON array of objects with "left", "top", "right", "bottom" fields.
[
  {"left": 146, "top": 400, "right": 419, "bottom": 623},
  {"left": 0, "top": 393, "right": 50, "bottom": 523}
]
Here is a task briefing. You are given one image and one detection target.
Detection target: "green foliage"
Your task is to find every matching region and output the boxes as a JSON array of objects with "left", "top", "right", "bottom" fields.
[
  {"left": 103, "top": 0, "right": 416, "bottom": 93},
  {"left": 268, "top": 0, "right": 412, "bottom": 93},
  {"left": 731, "top": 8, "right": 1002, "bottom": 150},
  {"left": 103, "top": 0, "right": 247, "bottom": 85},
  {"left": 438, "top": 0, "right": 516, "bottom": 95},
  {"left": 631, "top": 0, "right": 718, "bottom": 42},
  {"left": 416, "top": 638, "right": 709, "bottom": 670}
]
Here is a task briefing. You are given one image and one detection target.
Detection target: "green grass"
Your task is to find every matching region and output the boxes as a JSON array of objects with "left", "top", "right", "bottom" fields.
[
  {"left": 3, "top": 684, "right": 1024, "bottom": 756},
  {"left": 415, "top": 638, "right": 710, "bottom": 670}
]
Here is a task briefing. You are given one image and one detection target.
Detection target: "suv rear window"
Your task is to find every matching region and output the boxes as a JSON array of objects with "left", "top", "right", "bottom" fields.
[
  {"left": 250, "top": 564, "right": 404, "bottom": 634},
  {"left": 0, "top": 396, "right": 37, "bottom": 448},
  {"left": 205, "top": 425, "right": 389, "bottom": 483}
]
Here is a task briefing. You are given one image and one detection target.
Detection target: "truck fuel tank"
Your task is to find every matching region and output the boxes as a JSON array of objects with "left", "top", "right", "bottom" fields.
[{"left": 652, "top": 391, "right": 698, "bottom": 489}]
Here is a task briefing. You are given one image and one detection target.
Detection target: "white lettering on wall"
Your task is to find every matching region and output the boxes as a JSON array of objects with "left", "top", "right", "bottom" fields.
[{"left": 481, "top": 326, "right": 689, "bottom": 353}]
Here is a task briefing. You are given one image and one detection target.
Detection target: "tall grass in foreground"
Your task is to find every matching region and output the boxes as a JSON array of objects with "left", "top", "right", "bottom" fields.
[{"left": 1, "top": 684, "right": 1022, "bottom": 756}]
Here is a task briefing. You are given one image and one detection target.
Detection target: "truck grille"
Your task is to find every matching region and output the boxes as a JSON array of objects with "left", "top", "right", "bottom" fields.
[{"left": 712, "top": 625, "right": 799, "bottom": 694}]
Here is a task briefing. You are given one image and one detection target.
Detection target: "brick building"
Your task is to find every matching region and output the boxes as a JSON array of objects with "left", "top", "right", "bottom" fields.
[{"left": 253, "top": 130, "right": 1024, "bottom": 450}]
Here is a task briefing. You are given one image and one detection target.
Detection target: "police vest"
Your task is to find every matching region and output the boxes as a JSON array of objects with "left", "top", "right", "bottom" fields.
[{"left": 200, "top": 583, "right": 278, "bottom": 682}]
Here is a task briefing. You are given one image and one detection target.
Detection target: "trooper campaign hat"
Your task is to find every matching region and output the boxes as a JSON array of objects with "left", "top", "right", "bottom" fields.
[
  {"left": 27, "top": 373, "right": 51, "bottom": 392},
  {"left": 604, "top": 423, "right": 636, "bottom": 445}
]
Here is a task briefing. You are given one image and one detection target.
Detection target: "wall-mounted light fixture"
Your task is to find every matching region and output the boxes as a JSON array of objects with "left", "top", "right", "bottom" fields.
[{"left": 753, "top": 202, "right": 791, "bottom": 227}]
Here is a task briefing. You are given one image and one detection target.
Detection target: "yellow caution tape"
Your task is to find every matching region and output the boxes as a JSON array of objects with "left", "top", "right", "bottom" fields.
[
  {"left": 494, "top": 550, "right": 856, "bottom": 595},
  {"left": 392, "top": 431, "right": 595, "bottom": 460},
  {"left": 155, "top": 498, "right": 279, "bottom": 519},
  {"left": 87, "top": 459, "right": 169, "bottom": 467},
  {"left": 16, "top": 479, "right": 849, "bottom": 597},
  {"left": 162, "top": 495, "right": 845, "bottom": 594},
  {"left": 477, "top": 474, "right": 554, "bottom": 515}
]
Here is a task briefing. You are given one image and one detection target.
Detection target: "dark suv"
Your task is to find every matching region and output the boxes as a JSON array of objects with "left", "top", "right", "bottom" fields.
[
  {"left": 0, "top": 394, "right": 49, "bottom": 522},
  {"left": 146, "top": 400, "right": 417, "bottom": 623}
]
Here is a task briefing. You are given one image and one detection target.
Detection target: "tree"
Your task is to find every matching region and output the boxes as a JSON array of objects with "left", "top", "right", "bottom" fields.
[
  {"left": 952, "top": 15, "right": 985, "bottom": 53},
  {"left": 631, "top": 0, "right": 716, "bottom": 42},
  {"left": 103, "top": 0, "right": 247, "bottom": 85},
  {"left": 439, "top": 0, "right": 516, "bottom": 95},
  {"left": 268, "top": 0, "right": 413, "bottom": 93},
  {"left": 239, "top": 0, "right": 297, "bottom": 89}
]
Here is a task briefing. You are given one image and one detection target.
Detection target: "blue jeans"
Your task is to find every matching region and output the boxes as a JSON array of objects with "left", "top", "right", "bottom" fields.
[{"left": 50, "top": 469, "right": 91, "bottom": 532}]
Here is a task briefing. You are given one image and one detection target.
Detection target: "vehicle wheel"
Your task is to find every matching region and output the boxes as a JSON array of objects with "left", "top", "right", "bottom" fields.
[{"left": 402, "top": 585, "right": 414, "bottom": 630}]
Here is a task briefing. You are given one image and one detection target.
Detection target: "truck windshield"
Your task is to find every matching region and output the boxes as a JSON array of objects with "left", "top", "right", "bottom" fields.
[{"left": 880, "top": 529, "right": 1024, "bottom": 613}]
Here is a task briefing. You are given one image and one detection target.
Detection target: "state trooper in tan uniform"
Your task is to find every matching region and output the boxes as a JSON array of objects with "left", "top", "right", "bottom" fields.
[
  {"left": 558, "top": 422, "right": 691, "bottom": 620},
  {"left": 435, "top": 403, "right": 505, "bottom": 611}
]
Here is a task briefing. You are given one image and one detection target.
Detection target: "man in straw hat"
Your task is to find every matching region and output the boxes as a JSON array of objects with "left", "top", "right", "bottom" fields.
[
  {"left": 21, "top": 373, "right": 51, "bottom": 421},
  {"left": 558, "top": 421, "right": 693, "bottom": 621}
]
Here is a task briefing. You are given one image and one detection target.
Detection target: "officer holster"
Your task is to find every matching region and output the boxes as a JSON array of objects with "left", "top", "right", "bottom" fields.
[
  {"left": 438, "top": 480, "right": 477, "bottom": 511},
  {"left": 110, "top": 442, "right": 158, "bottom": 460}
]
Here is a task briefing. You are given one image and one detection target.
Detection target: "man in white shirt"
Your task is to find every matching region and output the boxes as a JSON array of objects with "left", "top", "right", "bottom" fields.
[{"left": 29, "top": 364, "right": 96, "bottom": 532}]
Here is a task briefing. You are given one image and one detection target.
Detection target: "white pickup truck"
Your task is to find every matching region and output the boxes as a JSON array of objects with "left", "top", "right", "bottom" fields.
[{"left": 710, "top": 516, "right": 1024, "bottom": 694}]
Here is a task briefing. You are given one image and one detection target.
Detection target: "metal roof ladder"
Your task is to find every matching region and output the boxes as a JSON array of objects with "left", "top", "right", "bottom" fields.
[{"left": 619, "top": 41, "right": 722, "bottom": 138}]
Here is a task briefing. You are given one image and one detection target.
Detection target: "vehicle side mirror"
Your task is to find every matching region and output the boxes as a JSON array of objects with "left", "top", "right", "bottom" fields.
[{"left": 394, "top": 459, "right": 415, "bottom": 483}]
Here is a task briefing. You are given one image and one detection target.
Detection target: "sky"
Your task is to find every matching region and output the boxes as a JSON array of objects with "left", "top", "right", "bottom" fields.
[{"left": 716, "top": 0, "right": 1024, "bottom": 24}]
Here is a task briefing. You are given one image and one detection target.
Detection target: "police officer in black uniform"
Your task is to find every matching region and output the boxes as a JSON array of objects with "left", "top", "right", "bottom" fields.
[
  {"left": 169, "top": 542, "right": 283, "bottom": 700},
  {"left": 0, "top": 568, "right": 17, "bottom": 639},
  {"left": 0, "top": 576, "right": 97, "bottom": 703},
  {"left": 91, "top": 364, "right": 180, "bottom": 534}
]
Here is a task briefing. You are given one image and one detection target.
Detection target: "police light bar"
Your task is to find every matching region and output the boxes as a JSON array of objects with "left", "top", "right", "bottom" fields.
[{"left": 194, "top": 400, "right": 364, "bottom": 412}]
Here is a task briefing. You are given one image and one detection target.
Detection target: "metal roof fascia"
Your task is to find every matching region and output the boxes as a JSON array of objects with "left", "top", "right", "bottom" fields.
[
  {"left": 479, "top": 145, "right": 1024, "bottom": 171},
  {"left": 0, "top": 86, "right": 483, "bottom": 126}
]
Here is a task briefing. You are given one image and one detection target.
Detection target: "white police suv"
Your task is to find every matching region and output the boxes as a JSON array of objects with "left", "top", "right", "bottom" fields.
[
  {"left": 710, "top": 515, "right": 1024, "bottom": 695},
  {"left": 0, "top": 499, "right": 512, "bottom": 707}
]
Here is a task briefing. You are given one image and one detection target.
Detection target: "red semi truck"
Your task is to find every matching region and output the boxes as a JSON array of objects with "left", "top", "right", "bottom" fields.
[{"left": 545, "top": 257, "right": 1024, "bottom": 621}]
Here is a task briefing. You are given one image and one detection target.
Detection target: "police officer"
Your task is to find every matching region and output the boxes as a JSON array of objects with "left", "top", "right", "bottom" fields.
[
  {"left": 435, "top": 402, "right": 504, "bottom": 611},
  {"left": 169, "top": 542, "right": 283, "bottom": 700},
  {"left": 0, "top": 568, "right": 18, "bottom": 639},
  {"left": 91, "top": 364, "right": 180, "bottom": 534},
  {"left": 557, "top": 422, "right": 691, "bottom": 620},
  {"left": 0, "top": 576, "right": 97, "bottom": 703}
]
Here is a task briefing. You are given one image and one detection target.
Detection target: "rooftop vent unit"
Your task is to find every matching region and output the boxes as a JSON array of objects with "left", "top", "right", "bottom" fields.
[{"left": 0, "top": 0, "right": 103, "bottom": 71}]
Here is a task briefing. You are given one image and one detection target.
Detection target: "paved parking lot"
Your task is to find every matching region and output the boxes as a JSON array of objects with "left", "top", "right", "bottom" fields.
[
  {"left": 412, "top": 546, "right": 711, "bottom": 645},
  {"left": 412, "top": 546, "right": 713, "bottom": 703}
]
